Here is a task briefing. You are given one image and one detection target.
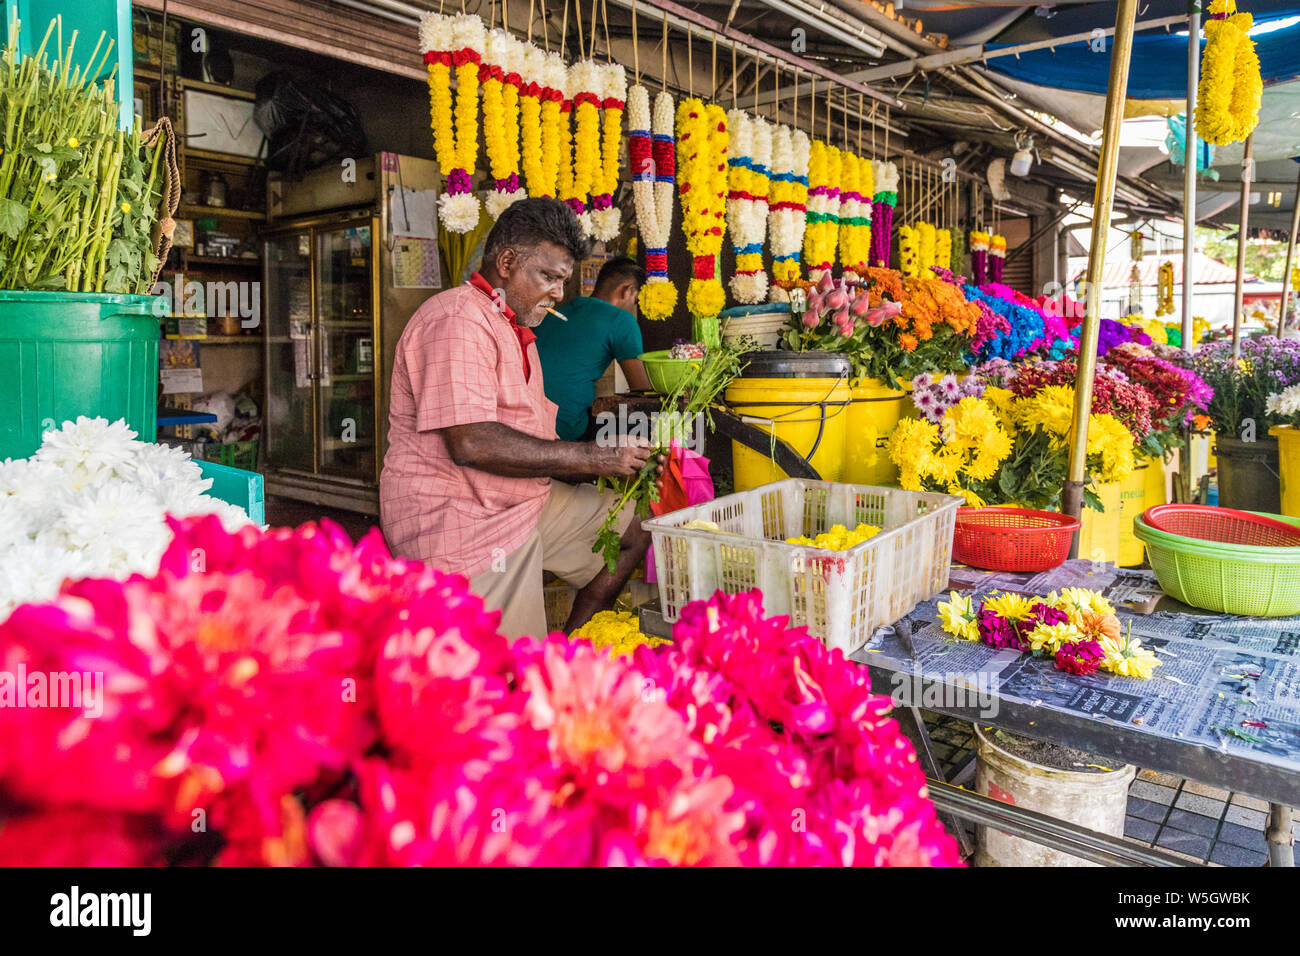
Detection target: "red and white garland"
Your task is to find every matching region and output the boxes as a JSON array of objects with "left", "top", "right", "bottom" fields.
[
  {"left": 726, "top": 110, "right": 772, "bottom": 304},
  {"left": 629, "top": 85, "right": 676, "bottom": 320}
]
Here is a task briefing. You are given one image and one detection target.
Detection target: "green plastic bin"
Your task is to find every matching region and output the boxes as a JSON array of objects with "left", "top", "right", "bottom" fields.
[
  {"left": 0, "top": 290, "right": 163, "bottom": 459},
  {"left": 196, "top": 460, "right": 265, "bottom": 526}
]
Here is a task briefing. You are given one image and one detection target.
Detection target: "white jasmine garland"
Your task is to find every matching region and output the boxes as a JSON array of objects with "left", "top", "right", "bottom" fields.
[{"left": 0, "top": 417, "right": 255, "bottom": 621}]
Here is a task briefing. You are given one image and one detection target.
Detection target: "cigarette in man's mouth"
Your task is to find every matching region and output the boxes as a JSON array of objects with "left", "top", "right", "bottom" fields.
[{"left": 545, "top": 307, "right": 566, "bottom": 321}]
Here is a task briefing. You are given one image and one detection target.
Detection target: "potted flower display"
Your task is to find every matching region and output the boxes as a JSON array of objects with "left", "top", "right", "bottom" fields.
[
  {"left": 1194, "top": 337, "right": 1300, "bottom": 512},
  {"left": 0, "top": 19, "right": 172, "bottom": 458}
]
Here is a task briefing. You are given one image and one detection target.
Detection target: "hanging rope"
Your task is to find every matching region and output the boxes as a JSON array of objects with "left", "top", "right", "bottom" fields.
[
  {"left": 857, "top": 92, "right": 863, "bottom": 154},
  {"left": 560, "top": 0, "right": 568, "bottom": 59},
  {"left": 631, "top": 0, "right": 638, "bottom": 83},
  {"left": 528, "top": 0, "right": 535, "bottom": 44},
  {"left": 661, "top": 9, "right": 667, "bottom": 92},
  {"left": 731, "top": 43, "right": 737, "bottom": 110},
  {"left": 601, "top": 0, "right": 611, "bottom": 62},
  {"left": 687, "top": 26, "right": 693, "bottom": 99},
  {"left": 143, "top": 116, "right": 180, "bottom": 289}
]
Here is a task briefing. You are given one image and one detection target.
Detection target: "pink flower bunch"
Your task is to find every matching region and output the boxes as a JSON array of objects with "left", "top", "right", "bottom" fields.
[
  {"left": 0, "top": 517, "right": 961, "bottom": 867},
  {"left": 1054, "top": 641, "right": 1105, "bottom": 676}
]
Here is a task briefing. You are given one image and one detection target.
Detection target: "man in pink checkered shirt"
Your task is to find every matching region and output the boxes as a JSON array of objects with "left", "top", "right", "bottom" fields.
[{"left": 381, "top": 198, "right": 660, "bottom": 639}]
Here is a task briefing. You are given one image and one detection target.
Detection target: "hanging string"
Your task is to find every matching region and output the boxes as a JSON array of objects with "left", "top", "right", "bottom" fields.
[
  {"left": 490, "top": 0, "right": 496, "bottom": 31},
  {"left": 529, "top": 0, "right": 536, "bottom": 44},
  {"left": 857, "top": 92, "right": 863, "bottom": 154},
  {"left": 661, "top": 10, "right": 667, "bottom": 92},
  {"left": 589, "top": 0, "right": 598, "bottom": 60},
  {"left": 574, "top": 0, "right": 585, "bottom": 59},
  {"left": 793, "top": 66, "right": 799, "bottom": 132},
  {"left": 870, "top": 102, "right": 877, "bottom": 157},
  {"left": 560, "top": 0, "right": 568, "bottom": 59},
  {"left": 711, "top": 33, "right": 717, "bottom": 102},
  {"left": 631, "top": 0, "right": 638, "bottom": 83},
  {"left": 601, "top": 0, "right": 610, "bottom": 60},
  {"left": 774, "top": 62, "right": 780, "bottom": 124},
  {"left": 503, "top": 0, "right": 508, "bottom": 33},
  {"left": 753, "top": 54, "right": 759, "bottom": 115},
  {"left": 541, "top": 0, "right": 549, "bottom": 51},
  {"left": 687, "top": 26, "right": 693, "bottom": 99},
  {"left": 731, "top": 43, "right": 737, "bottom": 110}
]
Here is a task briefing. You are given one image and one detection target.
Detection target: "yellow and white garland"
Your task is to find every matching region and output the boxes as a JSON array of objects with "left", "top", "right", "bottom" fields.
[
  {"left": 768, "top": 125, "right": 810, "bottom": 302},
  {"left": 935, "top": 228, "right": 952, "bottom": 272},
  {"left": 1195, "top": 0, "right": 1262, "bottom": 146},
  {"left": 481, "top": 29, "right": 525, "bottom": 219},
  {"left": 899, "top": 220, "right": 940, "bottom": 278},
  {"left": 838, "top": 152, "right": 872, "bottom": 282},
  {"left": 588, "top": 64, "right": 626, "bottom": 241},
  {"left": 520, "top": 48, "right": 567, "bottom": 199},
  {"left": 629, "top": 85, "right": 677, "bottom": 320},
  {"left": 677, "top": 99, "right": 729, "bottom": 319},
  {"left": 419, "top": 12, "right": 486, "bottom": 233},
  {"left": 562, "top": 60, "right": 602, "bottom": 228},
  {"left": 804, "top": 140, "right": 842, "bottom": 283},
  {"left": 726, "top": 109, "right": 773, "bottom": 304}
]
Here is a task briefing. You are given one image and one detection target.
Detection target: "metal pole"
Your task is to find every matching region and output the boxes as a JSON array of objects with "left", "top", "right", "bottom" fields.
[
  {"left": 1232, "top": 133, "right": 1254, "bottom": 360},
  {"left": 1181, "top": 4, "right": 1199, "bottom": 346},
  {"left": 1064, "top": 0, "right": 1141, "bottom": 549},
  {"left": 1278, "top": 163, "right": 1300, "bottom": 336}
]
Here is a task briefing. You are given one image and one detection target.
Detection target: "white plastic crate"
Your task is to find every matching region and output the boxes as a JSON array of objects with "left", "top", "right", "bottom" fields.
[{"left": 643, "top": 479, "right": 962, "bottom": 655}]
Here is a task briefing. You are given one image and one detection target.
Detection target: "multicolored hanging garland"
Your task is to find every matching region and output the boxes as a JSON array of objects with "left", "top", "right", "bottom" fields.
[
  {"left": 989, "top": 234, "right": 1007, "bottom": 283},
  {"left": 629, "top": 85, "right": 677, "bottom": 320},
  {"left": 726, "top": 110, "right": 773, "bottom": 304},
  {"left": 481, "top": 30, "right": 525, "bottom": 219},
  {"left": 419, "top": 12, "right": 485, "bottom": 233},
  {"left": 565, "top": 60, "right": 602, "bottom": 231},
  {"left": 588, "top": 64, "right": 626, "bottom": 241},
  {"left": 768, "top": 125, "right": 810, "bottom": 302},
  {"left": 1157, "top": 261, "right": 1175, "bottom": 316},
  {"left": 838, "top": 152, "right": 872, "bottom": 282},
  {"left": 804, "top": 141, "right": 842, "bottom": 283},
  {"left": 676, "top": 98, "right": 729, "bottom": 319},
  {"left": 970, "top": 230, "right": 989, "bottom": 284},
  {"left": 869, "top": 160, "right": 898, "bottom": 268}
]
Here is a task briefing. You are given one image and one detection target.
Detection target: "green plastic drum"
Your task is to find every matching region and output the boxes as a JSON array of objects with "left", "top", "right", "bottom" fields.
[{"left": 0, "top": 290, "right": 162, "bottom": 459}]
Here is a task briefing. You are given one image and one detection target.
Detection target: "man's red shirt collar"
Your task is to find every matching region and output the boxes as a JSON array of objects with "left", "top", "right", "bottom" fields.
[{"left": 469, "top": 272, "right": 536, "bottom": 380}]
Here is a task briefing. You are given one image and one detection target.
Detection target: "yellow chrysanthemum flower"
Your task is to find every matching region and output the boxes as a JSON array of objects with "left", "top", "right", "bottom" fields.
[
  {"left": 1047, "top": 587, "right": 1116, "bottom": 623},
  {"left": 787, "top": 522, "right": 880, "bottom": 550},
  {"left": 571, "top": 610, "right": 670, "bottom": 658},
  {"left": 984, "top": 591, "right": 1036, "bottom": 622},
  {"left": 1098, "top": 631, "right": 1161, "bottom": 680},
  {"left": 938, "top": 591, "right": 980, "bottom": 641},
  {"left": 1014, "top": 385, "right": 1075, "bottom": 438},
  {"left": 1025, "top": 621, "right": 1083, "bottom": 654}
]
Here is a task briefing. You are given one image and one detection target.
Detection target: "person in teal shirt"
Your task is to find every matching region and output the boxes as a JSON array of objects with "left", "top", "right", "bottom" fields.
[{"left": 535, "top": 257, "right": 652, "bottom": 440}]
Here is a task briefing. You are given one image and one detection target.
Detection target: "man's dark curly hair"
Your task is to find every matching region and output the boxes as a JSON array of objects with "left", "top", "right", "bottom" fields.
[{"left": 482, "top": 197, "right": 591, "bottom": 265}]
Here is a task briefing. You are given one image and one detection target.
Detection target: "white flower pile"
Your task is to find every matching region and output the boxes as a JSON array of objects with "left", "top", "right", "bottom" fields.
[
  {"left": 0, "top": 417, "right": 254, "bottom": 620},
  {"left": 872, "top": 159, "right": 899, "bottom": 197},
  {"left": 726, "top": 110, "right": 773, "bottom": 304},
  {"left": 1267, "top": 384, "right": 1300, "bottom": 420}
]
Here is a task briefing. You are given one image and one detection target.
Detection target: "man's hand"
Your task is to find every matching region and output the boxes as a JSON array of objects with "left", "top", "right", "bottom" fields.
[{"left": 587, "top": 435, "right": 655, "bottom": 478}]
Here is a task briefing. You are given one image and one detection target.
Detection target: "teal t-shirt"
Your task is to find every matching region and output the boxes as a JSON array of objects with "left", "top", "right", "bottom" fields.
[{"left": 534, "top": 296, "right": 644, "bottom": 441}]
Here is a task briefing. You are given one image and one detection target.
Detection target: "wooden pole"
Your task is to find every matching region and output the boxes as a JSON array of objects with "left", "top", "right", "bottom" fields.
[
  {"left": 1064, "top": 0, "right": 1140, "bottom": 553},
  {"left": 1277, "top": 163, "right": 1300, "bottom": 335},
  {"left": 1232, "top": 133, "right": 1254, "bottom": 360}
]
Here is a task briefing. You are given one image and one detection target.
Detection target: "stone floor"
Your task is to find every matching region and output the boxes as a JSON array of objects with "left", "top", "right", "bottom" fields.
[{"left": 925, "top": 714, "right": 1298, "bottom": 866}]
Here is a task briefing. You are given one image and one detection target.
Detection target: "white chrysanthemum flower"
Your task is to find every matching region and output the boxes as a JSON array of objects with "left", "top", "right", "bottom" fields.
[
  {"left": 1267, "top": 383, "right": 1300, "bottom": 418},
  {"left": 449, "top": 13, "right": 486, "bottom": 53},
  {"left": 437, "top": 191, "right": 483, "bottom": 233},
  {"left": 35, "top": 416, "right": 138, "bottom": 486},
  {"left": 417, "top": 11, "right": 453, "bottom": 53},
  {"left": 59, "top": 481, "right": 170, "bottom": 568},
  {"left": 485, "top": 190, "right": 523, "bottom": 220}
]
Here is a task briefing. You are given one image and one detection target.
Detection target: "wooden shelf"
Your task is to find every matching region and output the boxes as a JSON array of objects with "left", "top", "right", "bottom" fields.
[
  {"left": 186, "top": 148, "right": 262, "bottom": 169},
  {"left": 165, "top": 333, "right": 262, "bottom": 344},
  {"left": 183, "top": 255, "right": 261, "bottom": 267},
  {"left": 179, "top": 204, "right": 266, "bottom": 221}
]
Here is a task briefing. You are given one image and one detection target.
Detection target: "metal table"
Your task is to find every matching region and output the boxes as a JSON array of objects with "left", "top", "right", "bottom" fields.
[{"left": 851, "top": 559, "right": 1300, "bottom": 866}]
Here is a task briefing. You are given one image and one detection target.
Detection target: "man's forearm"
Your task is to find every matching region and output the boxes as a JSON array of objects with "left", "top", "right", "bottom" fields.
[{"left": 443, "top": 421, "right": 595, "bottom": 481}]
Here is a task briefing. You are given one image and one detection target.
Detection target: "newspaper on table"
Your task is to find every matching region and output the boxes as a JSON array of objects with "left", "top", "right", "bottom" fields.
[{"left": 854, "top": 559, "right": 1300, "bottom": 773}]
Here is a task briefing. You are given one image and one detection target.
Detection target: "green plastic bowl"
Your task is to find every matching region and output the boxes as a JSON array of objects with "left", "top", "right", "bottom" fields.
[
  {"left": 639, "top": 350, "right": 698, "bottom": 394},
  {"left": 1132, "top": 515, "right": 1300, "bottom": 616}
]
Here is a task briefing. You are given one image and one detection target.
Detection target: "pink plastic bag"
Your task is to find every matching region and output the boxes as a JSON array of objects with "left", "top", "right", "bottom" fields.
[{"left": 645, "top": 440, "right": 714, "bottom": 584}]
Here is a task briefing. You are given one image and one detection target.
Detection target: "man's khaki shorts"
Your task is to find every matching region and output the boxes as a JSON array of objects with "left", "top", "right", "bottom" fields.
[{"left": 468, "top": 480, "right": 635, "bottom": 639}]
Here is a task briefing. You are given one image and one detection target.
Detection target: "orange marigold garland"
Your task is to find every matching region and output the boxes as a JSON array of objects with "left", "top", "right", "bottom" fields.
[{"left": 677, "top": 99, "right": 729, "bottom": 319}]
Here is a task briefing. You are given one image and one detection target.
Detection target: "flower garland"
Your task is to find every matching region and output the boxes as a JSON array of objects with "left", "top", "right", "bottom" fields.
[
  {"left": 1195, "top": 0, "right": 1262, "bottom": 146},
  {"left": 804, "top": 141, "right": 842, "bottom": 283},
  {"left": 869, "top": 160, "right": 898, "bottom": 268},
  {"left": 677, "top": 99, "right": 729, "bottom": 319},
  {"left": 898, "top": 224, "right": 918, "bottom": 278},
  {"left": 989, "top": 233, "right": 1007, "bottom": 283},
  {"left": 726, "top": 110, "right": 773, "bottom": 304},
  {"left": 899, "top": 220, "right": 940, "bottom": 278},
  {"left": 938, "top": 589, "right": 1160, "bottom": 678},
  {"left": 481, "top": 30, "right": 525, "bottom": 219},
  {"left": 767, "top": 125, "right": 810, "bottom": 302},
  {"left": 563, "top": 60, "right": 603, "bottom": 229},
  {"left": 969, "top": 230, "right": 990, "bottom": 284},
  {"left": 1157, "top": 261, "right": 1175, "bottom": 316},
  {"left": 629, "top": 85, "right": 677, "bottom": 320},
  {"left": 935, "top": 229, "right": 952, "bottom": 272},
  {"left": 419, "top": 13, "right": 486, "bottom": 232},
  {"left": 588, "top": 64, "right": 626, "bottom": 241},
  {"left": 838, "top": 152, "right": 872, "bottom": 282},
  {"left": 520, "top": 49, "right": 566, "bottom": 198}
]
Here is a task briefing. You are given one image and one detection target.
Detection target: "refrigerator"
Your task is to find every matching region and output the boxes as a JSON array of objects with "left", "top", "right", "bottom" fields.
[{"left": 262, "top": 153, "right": 442, "bottom": 513}]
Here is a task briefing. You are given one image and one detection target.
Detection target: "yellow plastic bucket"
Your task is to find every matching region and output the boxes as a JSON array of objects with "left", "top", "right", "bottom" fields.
[
  {"left": 1271, "top": 425, "right": 1300, "bottom": 518},
  {"left": 843, "top": 377, "right": 908, "bottom": 485},
  {"left": 1077, "top": 481, "right": 1122, "bottom": 566},
  {"left": 725, "top": 353, "right": 851, "bottom": 492},
  {"left": 1117, "top": 459, "right": 1166, "bottom": 567}
]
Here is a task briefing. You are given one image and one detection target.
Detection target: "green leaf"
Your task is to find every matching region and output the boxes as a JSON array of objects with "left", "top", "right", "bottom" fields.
[
  {"left": 0, "top": 198, "right": 29, "bottom": 239},
  {"left": 1082, "top": 486, "right": 1103, "bottom": 512}
]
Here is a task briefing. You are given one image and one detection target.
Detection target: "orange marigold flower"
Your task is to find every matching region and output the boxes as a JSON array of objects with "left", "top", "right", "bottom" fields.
[{"left": 899, "top": 332, "right": 919, "bottom": 351}]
